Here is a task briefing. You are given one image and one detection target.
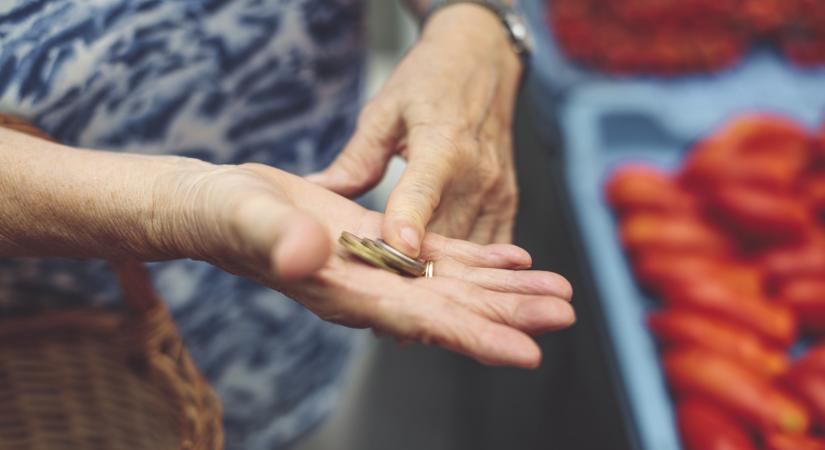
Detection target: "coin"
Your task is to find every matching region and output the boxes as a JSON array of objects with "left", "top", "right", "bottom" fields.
[
  {"left": 338, "top": 232, "right": 426, "bottom": 277},
  {"left": 371, "top": 239, "right": 426, "bottom": 277},
  {"left": 361, "top": 238, "right": 420, "bottom": 277},
  {"left": 338, "top": 232, "right": 399, "bottom": 274}
]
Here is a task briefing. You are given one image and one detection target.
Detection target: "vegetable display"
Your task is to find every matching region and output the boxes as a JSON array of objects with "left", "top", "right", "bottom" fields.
[{"left": 606, "top": 114, "right": 825, "bottom": 448}]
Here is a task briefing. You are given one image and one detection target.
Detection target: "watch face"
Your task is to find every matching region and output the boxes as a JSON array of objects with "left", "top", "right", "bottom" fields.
[{"left": 505, "top": 12, "right": 533, "bottom": 54}]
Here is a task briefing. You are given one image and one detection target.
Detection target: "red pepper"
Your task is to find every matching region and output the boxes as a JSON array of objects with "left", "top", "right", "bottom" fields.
[
  {"left": 662, "top": 278, "right": 797, "bottom": 347},
  {"left": 605, "top": 165, "right": 696, "bottom": 215},
  {"left": 759, "top": 242, "right": 825, "bottom": 291},
  {"left": 803, "top": 177, "right": 825, "bottom": 219},
  {"left": 634, "top": 252, "right": 762, "bottom": 296},
  {"left": 709, "top": 184, "right": 811, "bottom": 244},
  {"left": 680, "top": 115, "right": 811, "bottom": 193},
  {"left": 782, "top": 364, "right": 825, "bottom": 431},
  {"left": 781, "top": 34, "right": 825, "bottom": 68},
  {"left": 683, "top": 151, "right": 806, "bottom": 194},
  {"left": 677, "top": 398, "right": 757, "bottom": 450},
  {"left": 765, "top": 433, "right": 825, "bottom": 450},
  {"left": 794, "top": 343, "right": 825, "bottom": 375},
  {"left": 778, "top": 278, "right": 825, "bottom": 333},
  {"left": 620, "top": 213, "right": 731, "bottom": 256},
  {"left": 649, "top": 310, "right": 788, "bottom": 376},
  {"left": 664, "top": 348, "right": 809, "bottom": 434},
  {"left": 817, "top": 121, "right": 825, "bottom": 167}
]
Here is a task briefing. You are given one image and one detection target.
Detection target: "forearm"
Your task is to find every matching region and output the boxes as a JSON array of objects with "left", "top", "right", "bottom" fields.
[{"left": 0, "top": 127, "right": 202, "bottom": 260}]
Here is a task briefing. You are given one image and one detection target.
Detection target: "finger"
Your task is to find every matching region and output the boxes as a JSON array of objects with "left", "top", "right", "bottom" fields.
[
  {"left": 306, "top": 100, "right": 401, "bottom": 197},
  {"left": 422, "top": 233, "right": 532, "bottom": 269},
  {"left": 383, "top": 128, "right": 459, "bottom": 257},
  {"left": 418, "top": 276, "right": 575, "bottom": 335},
  {"left": 232, "top": 195, "right": 331, "bottom": 282},
  {"left": 337, "top": 270, "right": 542, "bottom": 367},
  {"left": 433, "top": 258, "right": 573, "bottom": 299},
  {"left": 300, "top": 257, "right": 542, "bottom": 367},
  {"left": 396, "top": 298, "right": 542, "bottom": 368}
]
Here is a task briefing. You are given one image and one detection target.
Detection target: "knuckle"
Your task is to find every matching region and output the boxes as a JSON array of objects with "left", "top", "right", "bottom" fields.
[
  {"left": 477, "top": 164, "right": 501, "bottom": 191},
  {"left": 357, "top": 99, "right": 385, "bottom": 126},
  {"left": 501, "top": 181, "right": 519, "bottom": 215},
  {"left": 336, "top": 149, "right": 367, "bottom": 174},
  {"left": 355, "top": 101, "right": 395, "bottom": 146},
  {"left": 413, "top": 122, "right": 475, "bottom": 164}
]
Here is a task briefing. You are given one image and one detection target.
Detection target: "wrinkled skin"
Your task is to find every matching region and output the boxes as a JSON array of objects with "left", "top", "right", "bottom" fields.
[
  {"left": 156, "top": 162, "right": 574, "bottom": 368},
  {"left": 309, "top": 5, "right": 522, "bottom": 257}
]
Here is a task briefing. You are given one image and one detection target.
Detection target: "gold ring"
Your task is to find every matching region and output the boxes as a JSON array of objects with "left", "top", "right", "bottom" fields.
[{"left": 424, "top": 260, "right": 434, "bottom": 278}]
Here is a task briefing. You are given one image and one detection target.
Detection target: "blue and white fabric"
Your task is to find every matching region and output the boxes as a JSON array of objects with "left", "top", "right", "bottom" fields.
[{"left": 0, "top": 1, "right": 365, "bottom": 448}]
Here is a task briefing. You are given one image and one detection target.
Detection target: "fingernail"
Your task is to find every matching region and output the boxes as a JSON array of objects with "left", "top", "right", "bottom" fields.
[{"left": 399, "top": 227, "right": 420, "bottom": 251}]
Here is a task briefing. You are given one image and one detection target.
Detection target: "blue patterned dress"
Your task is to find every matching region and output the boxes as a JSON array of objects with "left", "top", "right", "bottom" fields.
[{"left": 0, "top": 1, "right": 365, "bottom": 448}]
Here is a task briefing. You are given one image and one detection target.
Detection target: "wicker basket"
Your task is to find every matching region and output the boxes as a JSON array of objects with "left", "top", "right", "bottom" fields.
[{"left": 0, "top": 115, "right": 223, "bottom": 450}]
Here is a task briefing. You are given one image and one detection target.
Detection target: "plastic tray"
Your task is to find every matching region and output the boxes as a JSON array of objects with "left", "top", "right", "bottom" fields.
[{"left": 521, "top": 1, "right": 825, "bottom": 449}]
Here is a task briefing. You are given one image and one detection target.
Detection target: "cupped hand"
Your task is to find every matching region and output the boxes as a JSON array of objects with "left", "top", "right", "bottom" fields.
[
  {"left": 159, "top": 161, "right": 573, "bottom": 368},
  {"left": 307, "top": 4, "right": 523, "bottom": 257}
]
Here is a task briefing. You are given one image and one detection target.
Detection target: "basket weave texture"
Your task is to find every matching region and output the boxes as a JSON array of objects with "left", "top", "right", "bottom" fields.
[{"left": 0, "top": 115, "right": 223, "bottom": 450}]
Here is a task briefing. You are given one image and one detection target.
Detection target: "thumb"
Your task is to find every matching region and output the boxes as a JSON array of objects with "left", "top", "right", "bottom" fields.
[
  {"left": 233, "top": 195, "right": 331, "bottom": 282},
  {"left": 383, "top": 154, "right": 453, "bottom": 258},
  {"left": 306, "top": 101, "right": 401, "bottom": 197}
]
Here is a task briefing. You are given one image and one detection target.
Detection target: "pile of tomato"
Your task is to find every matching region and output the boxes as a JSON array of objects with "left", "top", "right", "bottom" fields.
[
  {"left": 547, "top": 0, "right": 825, "bottom": 75},
  {"left": 606, "top": 115, "right": 825, "bottom": 449}
]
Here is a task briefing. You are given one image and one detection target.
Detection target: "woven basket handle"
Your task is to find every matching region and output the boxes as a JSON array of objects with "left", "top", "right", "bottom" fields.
[{"left": 0, "top": 114, "right": 161, "bottom": 316}]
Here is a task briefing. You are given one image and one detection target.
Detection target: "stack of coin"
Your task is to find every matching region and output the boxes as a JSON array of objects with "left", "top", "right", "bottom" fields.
[{"left": 338, "top": 232, "right": 426, "bottom": 277}]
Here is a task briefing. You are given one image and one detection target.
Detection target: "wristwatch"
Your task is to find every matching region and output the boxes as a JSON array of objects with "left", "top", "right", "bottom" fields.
[{"left": 422, "top": 0, "right": 533, "bottom": 64}]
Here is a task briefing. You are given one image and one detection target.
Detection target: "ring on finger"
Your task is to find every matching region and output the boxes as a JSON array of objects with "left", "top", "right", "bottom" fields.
[{"left": 425, "top": 260, "right": 435, "bottom": 278}]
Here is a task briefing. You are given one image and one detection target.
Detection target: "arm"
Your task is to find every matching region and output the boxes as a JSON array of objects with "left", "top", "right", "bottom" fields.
[
  {"left": 0, "top": 126, "right": 329, "bottom": 279},
  {"left": 0, "top": 127, "right": 189, "bottom": 260},
  {"left": 0, "top": 126, "right": 574, "bottom": 367}
]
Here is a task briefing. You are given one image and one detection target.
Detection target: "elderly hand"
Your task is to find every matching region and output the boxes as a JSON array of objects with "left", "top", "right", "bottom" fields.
[
  {"left": 2, "top": 121, "right": 571, "bottom": 368},
  {"left": 159, "top": 162, "right": 573, "bottom": 368},
  {"left": 308, "top": 4, "right": 522, "bottom": 257}
]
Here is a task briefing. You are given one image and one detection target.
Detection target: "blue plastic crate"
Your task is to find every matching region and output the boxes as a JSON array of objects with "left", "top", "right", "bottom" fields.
[{"left": 521, "top": 1, "right": 825, "bottom": 449}]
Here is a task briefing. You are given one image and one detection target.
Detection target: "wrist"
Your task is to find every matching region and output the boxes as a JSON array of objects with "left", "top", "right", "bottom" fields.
[
  {"left": 421, "top": 3, "right": 522, "bottom": 78},
  {"left": 145, "top": 156, "right": 228, "bottom": 262}
]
